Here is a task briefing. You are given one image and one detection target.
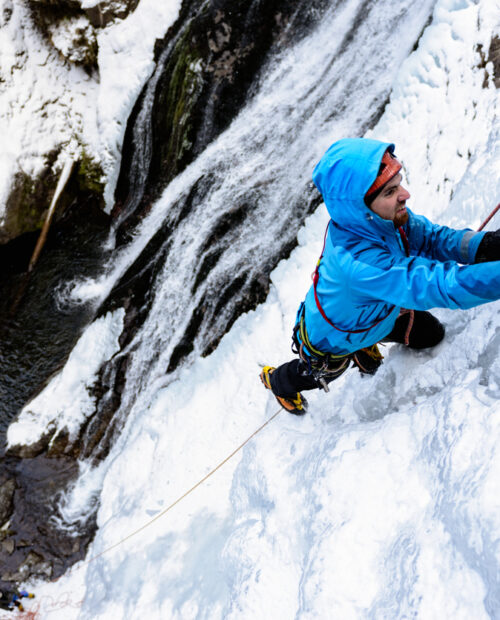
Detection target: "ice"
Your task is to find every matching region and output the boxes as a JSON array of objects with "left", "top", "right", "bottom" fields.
[
  {"left": 9, "top": 0, "right": 500, "bottom": 618},
  {"left": 7, "top": 309, "right": 125, "bottom": 449}
]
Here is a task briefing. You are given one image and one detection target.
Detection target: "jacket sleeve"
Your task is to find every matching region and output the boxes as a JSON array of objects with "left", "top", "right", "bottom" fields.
[
  {"left": 348, "top": 247, "right": 500, "bottom": 311},
  {"left": 405, "top": 210, "right": 485, "bottom": 265}
]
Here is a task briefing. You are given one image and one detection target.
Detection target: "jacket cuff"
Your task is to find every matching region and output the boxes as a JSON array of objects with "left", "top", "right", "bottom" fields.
[{"left": 460, "top": 230, "right": 486, "bottom": 264}]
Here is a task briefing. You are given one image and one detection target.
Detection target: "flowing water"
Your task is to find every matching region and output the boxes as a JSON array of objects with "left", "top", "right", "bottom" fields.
[
  {"left": 73, "top": 0, "right": 436, "bottom": 457},
  {"left": 9, "top": 0, "right": 500, "bottom": 617}
]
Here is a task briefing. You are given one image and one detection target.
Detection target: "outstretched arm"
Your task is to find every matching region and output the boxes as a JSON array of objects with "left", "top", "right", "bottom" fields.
[
  {"left": 405, "top": 210, "right": 485, "bottom": 264},
  {"left": 349, "top": 248, "right": 500, "bottom": 311}
]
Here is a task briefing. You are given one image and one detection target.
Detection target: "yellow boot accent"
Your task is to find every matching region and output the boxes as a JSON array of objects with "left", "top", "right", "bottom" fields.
[{"left": 260, "top": 366, "right": 307, "bottom": 415}]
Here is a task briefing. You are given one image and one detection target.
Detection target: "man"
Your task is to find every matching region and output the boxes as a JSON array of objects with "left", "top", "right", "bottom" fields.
[
  {"left": 261, "top": 137, "right": 500, "bottom": 414},
  {"left": 0, "top": 588, "right": 35, "bottom": 612}
]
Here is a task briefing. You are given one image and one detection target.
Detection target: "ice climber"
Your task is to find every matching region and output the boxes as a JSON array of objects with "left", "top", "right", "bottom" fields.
[
  {"left": 261, "top": 137, "right": 500, "bottom": 414},
  {"left": 0, "top": 588, "right": 35, "bottom": 612}
]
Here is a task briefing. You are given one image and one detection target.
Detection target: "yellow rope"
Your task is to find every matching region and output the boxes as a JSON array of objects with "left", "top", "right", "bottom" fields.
[{"left": 73, "top": 407, "right": 282, "bottom": 571}]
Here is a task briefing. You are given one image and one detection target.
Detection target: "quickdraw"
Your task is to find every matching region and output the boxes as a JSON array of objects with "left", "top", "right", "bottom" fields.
[{"left": 292, "top": 309, "right": 351, "bottom": 391}]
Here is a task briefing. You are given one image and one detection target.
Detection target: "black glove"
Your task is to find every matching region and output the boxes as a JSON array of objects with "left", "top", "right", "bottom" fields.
[{"left": 475, "top": 230, "right": 500, "bottom": 263}]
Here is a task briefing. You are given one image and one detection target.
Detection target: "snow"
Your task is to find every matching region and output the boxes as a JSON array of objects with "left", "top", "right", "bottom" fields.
[
  {"left": 0, "top": 0, "right": 181, "bottom": 219},
  {"left": 94, "top": 0, "right": 183, "bottom": 206},
  {"left": 5, "top": 0, "right": 500, "bottom": 618}
]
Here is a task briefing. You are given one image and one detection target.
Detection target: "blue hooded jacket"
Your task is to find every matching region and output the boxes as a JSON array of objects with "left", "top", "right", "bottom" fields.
[{"left": 301, "top": 137, "right": 497, "bottom": 355}]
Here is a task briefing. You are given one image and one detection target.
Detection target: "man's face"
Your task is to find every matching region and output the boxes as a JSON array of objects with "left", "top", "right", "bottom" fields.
[{"left": 369, "top": 173, "right": 410, "bottom": 227}]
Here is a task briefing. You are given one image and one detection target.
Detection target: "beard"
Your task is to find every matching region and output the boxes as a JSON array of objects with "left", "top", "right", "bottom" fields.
[{"left": 393, "top": 207, "right": 409, "bottom": 228}]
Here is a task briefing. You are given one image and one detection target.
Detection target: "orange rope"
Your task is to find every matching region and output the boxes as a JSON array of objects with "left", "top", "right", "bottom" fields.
[
  {"left": 63, "top": 408, "right": 282, "bottom": 575},
  {"left": 477, "top": 202, "right": 500, "bottom": 232}
]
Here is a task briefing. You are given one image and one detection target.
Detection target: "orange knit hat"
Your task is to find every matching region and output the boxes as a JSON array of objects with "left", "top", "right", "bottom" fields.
[{"left": 365, "top": 150, "right": 402, "bottom": 198}]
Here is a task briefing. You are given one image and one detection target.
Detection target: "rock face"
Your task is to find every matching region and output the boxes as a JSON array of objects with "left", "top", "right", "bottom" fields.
[
  {"left": 115, "top": 0, "right": 331, "bottom": 228},
  {"left": 0, "top": 0, "right": 135, "bottom": 245},
  {"left": 28, "top": 0, "right": 140, "bottom": 67},
  {"left": 0, "top": 153, "right": 104, "bottom": 245},
  {"left": 0, "top": 456, "right": 95, "bottom": 590},
  {"left": 0, "top": 479, "right": 15, "bottom": 526}
]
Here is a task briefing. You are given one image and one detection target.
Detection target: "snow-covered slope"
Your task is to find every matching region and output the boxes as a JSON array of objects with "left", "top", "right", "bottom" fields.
[
  {"left": 11, "top": 0, "right": 500, "bottom": 617},
  {"left": 0, "top": 0, "right": 181, "bottom": 215}
]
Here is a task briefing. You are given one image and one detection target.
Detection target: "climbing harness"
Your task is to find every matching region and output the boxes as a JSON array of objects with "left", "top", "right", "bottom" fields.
[
  {"left": 292, "top": 305, "right": 384, "bottom": 391},
  {"left": 292, "top": 306, "right": 351, "bottom": 391}
]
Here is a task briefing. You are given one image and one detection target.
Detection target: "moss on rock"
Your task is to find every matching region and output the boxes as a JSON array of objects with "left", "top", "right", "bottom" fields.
[
  {"left": 77, "top": 149, "right": 105, "bottom": 195},
  {"left": 1, "top": 149, "right": 105, "bottom": 244}
]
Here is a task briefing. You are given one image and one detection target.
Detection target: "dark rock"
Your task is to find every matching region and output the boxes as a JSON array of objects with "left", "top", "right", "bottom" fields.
[
  {"left": 7, "top": 427, "right": 56, "bottom": 460},
  {"left": 0, "top": 479, "right": 15, "bottom": 526},
  {"left": 114, "top": 0, "right": 331, "bottom": 234},
  {"left": 1, "top": 539, "right": 15, "bottom": 555},
  {"left": 476, "top": 35, "right": 500, "bottom": 89},
  {"left": 1, "top": 153, "right": 60, "bottom": 245},
  {"left": 47, "top": 427, "right": 80, "bottom": 458},
  {"left": 78, "top": 0, "right": 334, "bottom": 461},
  {"left": 2, "top": 550, "right": 52, "bottom": 581},
  {"left": 84, "top": 0, "right": 140, "bottom": 27},
  {"left": 488, "top": 35, "right": 500, "bottom": 88},
  {"left": 0, "top": 455, "right": 96, "bottom": 590},
  {"left": 1, "top": 151, "right": 104, "bottom": 244}
]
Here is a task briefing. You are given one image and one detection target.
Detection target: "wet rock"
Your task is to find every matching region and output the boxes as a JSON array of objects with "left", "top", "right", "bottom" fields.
[
  {"left": 47, "top": 427, "right": 81, "bottom": 458},
  {"left": 1, "top": 150, "right": 104, "bottom": 244},
  {"left": 83, "top": 0, "right": 140, "bottom": 27},
  {"left": 1, "top": 153, "right": 60, "bottom": 245},
  {"left": 84, "top": 0, "right": 332, "bottom": 459},
  {"left": 1, "top": 539, "right": 15, "bottom": 555},
  {"left": 2, "top": 550, "right": 53, "bottom": 582},
  {"left": 115, "top": 0, "right": 332, "bottom": 233},
  {"left": 0, "top": 479, "right": 15, "bottom": 526},
  {"left": 0, "top": 455, "right": 96, "bottom": 590}
]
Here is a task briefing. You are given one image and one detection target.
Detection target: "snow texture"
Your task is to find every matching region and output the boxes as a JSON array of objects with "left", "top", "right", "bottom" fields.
[
  {"left": 7, "top": 309, "right": 125, "bottom": 448},
  {"left": 0, "top": 0, "right": 181, "bottom": 215},
  {"left": 5, "top": 0, "right": 500, "bottom": 618}
]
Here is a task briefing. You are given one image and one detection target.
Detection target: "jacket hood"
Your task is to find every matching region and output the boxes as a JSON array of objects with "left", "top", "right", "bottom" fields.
[{"left": 312, "top": 138, "right": 396, "bottom": 236}]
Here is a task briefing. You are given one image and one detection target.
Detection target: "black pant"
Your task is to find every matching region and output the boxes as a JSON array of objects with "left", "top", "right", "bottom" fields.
[{"left": 270, "top": 311, "right": 445, "bottom": 397}]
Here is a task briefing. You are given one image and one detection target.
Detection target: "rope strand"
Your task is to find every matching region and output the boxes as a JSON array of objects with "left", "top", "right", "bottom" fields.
[
  {"left": 67, "top": 407, "right": 282, "bottom": 573},
  {"left": 477, "top": 202, "right": 500, "bottom": 232}
]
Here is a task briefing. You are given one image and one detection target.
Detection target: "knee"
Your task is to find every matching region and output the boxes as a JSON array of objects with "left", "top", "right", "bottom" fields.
[{"left": 408, "top": 313, "right": 445, "bottom": 349}]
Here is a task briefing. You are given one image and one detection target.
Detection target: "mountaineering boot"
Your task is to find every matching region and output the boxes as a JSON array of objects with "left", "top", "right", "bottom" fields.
[
  {"left": 260, "top": 366, "right": 308, "bottom": 415},
  {"left": 352, "top": 343, "right": 384, "bottom": 375}
]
